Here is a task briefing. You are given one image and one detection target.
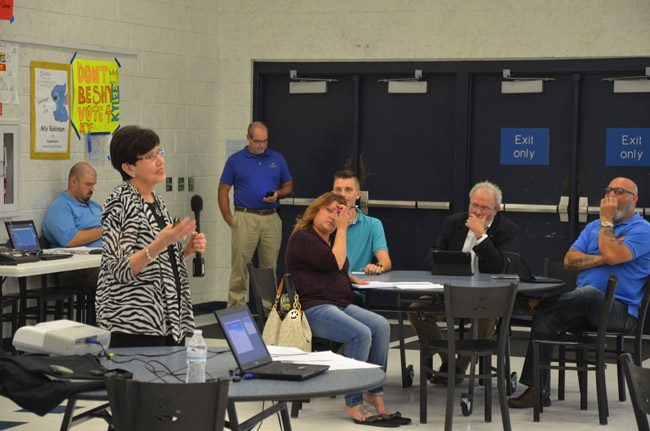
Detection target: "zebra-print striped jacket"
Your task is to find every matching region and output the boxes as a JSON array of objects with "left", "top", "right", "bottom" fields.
[{"left": 96, "top": 181, "right": 194, "bottom": 342}]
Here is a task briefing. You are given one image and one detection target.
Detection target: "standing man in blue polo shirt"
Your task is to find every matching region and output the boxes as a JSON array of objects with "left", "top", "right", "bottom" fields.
[
  {"left": 42, "top": 162, "right": 102, "bottom": 324},
  {"left": 218, "top": 121, "right": 293, "bottom": 307},
  {"left": 43, "top": 162, "right": 103, "bottom": 248},
  {"left": 332, "top": 170, "right": 392, "bottom": 275}
]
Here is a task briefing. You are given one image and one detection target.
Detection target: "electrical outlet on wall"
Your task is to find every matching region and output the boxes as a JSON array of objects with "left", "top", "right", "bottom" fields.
[
  {"left": 178, "top": 177, "right": 185, "bottom": 191},
  {"left": 188, "top": 177, "right": 194, "bottom": 191},
  {"left": 166, "top": 177, "right": 173, "bottom": 192}
]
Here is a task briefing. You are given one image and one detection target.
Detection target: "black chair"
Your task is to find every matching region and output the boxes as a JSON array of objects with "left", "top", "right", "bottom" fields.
[
  {"left": 532, "top": 274, "right": 618, "bottom": 424},
  {"left": 541, "top": 258, "right": 578, "bottom": 401},
  {"left": 543, "top": 258, "right": 579, "bottom": 289},
  {"left": 621, "top": 352, "right": 650, "bottom": 431},
  {"left": 1, "top": 274, "right": 78, "bottom": 327},
  {"left": 1, "top": 295, "right": 18, "bottom": 350},
  {"left": 558, "top": 277, "right": 650, "bottom": 402},
  {"left": 105, "top": 375, "right": 229, "bottom": 431},
  {"left": 246, "top": 262, "right": 277, "bottom": 330},
  {"left": 419, "top": 283, "right": 518, "bottom": 431},
  {"left": 609, "top": 278, "right": 650, "bottom": 402},
  {"left": 1, "top": 236, "right": 84, "bottom": 325}
]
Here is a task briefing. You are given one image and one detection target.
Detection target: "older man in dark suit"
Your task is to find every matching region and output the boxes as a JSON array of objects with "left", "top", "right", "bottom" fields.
[{"left": 410, "top": 181, "right": 518, "bottom": 384}]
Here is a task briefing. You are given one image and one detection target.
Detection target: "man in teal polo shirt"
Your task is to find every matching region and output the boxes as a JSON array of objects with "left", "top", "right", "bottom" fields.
[
  {"left": 332, "top": 170, "right": 392, "bottom": 275},
  {"left": 218, "top": 121, "right": 293, "bottom": 307}
]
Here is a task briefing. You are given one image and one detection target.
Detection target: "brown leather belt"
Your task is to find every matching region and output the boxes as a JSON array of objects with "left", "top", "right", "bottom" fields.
[{"left": 235, "top": 207, "right": 277, "bottom": 216}]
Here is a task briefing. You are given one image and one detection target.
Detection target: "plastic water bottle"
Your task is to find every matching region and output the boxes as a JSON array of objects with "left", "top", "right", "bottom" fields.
[{"left": 186, "top": 329, "right": 207, "bottom": 383}]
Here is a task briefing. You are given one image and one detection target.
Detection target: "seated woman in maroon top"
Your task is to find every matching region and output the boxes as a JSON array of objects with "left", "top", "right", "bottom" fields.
[{"left": 286, "top": 192, "right": 408, "bottom": 426}]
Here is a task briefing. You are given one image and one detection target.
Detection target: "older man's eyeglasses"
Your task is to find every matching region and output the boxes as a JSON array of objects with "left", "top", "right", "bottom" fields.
[
  {"left": 250, "top": 138, "right": 268, "bottom": 145},
  {"left": 138, "top": 148, "right": 165, "bottom": 162},
  {"left": 604, "top": 187, "right": 635, "bottom": 196},
  {"left": 470, "top": 202, "right": 495, "bottom": 213}
]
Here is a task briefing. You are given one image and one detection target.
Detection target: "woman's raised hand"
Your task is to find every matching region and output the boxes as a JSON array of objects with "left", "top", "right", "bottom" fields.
[{"left": 159, "top": 217, "right": 196, "bottom": 247}]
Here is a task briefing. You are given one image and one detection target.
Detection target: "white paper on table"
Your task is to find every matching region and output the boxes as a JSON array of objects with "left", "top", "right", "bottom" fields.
[
  {"left": 392, "top": 282, "right": 444, "bottom": 291},
  {"left": 269, "top": 347, "right": 380, "bottom": 370},
  {"left": 351, "top": 281, "right": 396, "bottom": 289}
]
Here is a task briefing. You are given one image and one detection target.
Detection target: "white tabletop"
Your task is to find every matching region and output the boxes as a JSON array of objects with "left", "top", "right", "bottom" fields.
[{"left": 0, "top": 254, "right": 101, "bottom": 278}]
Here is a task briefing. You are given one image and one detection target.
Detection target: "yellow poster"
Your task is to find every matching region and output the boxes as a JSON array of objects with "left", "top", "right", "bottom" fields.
[{"left": 71, "top": 58, "right": 119, "bottom": 134}]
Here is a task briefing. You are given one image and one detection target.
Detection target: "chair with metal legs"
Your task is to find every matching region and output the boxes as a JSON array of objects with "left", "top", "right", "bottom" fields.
[
  {"left": 106, "top": 374, "right": 229, "bottom": 431},
  {"left": 621, "top": 352, "right": 650, "bottom": 431},
  {"left": 419, "top": 282, "right": 518, "bottom": 431},
  {"left": 246, "top": 262, "right": 277, "bottom": 330},
  {"left": 532, "top": 274, "right": 618, "bottom": 425}
]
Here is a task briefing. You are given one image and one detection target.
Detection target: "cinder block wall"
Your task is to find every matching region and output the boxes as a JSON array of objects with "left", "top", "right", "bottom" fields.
[{"left": 2, "top": 0, "right": 649, "bottom": 308}]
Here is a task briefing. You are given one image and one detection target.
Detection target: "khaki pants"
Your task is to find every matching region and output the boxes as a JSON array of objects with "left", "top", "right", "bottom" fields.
[
  {"left": 227, "top": 211, "right": 282, "bottom": 307},
  {"left": 408, "top": 296, "right": 496, "bottom": 371}
]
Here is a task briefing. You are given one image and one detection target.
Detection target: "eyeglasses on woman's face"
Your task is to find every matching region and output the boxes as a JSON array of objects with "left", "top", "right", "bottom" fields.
[{"left": 138, "top": 147, "right": 165, "bottom": 162}]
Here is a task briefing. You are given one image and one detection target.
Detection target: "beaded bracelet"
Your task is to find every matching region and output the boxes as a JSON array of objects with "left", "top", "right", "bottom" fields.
[{"left": 144, "top": 247, "right": 155, "bottom": 262}]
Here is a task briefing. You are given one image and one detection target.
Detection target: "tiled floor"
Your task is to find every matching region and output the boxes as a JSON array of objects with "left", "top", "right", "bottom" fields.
[{"left": 0, "top": 321, "right": 641, "bottom": 430}]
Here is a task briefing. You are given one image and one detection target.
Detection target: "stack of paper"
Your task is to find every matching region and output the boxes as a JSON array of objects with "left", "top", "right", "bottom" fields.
[
  {"left": 351, "top": 281, "right": 396, "bottom": 289},
  {"left": 268, "top": 345, "right": 380, "bottom": 370},
  {"left": 393, "top": 282, "right": 443, "bottom": 291}
]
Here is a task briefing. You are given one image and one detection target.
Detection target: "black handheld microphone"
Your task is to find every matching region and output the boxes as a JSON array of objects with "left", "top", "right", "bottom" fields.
[{"left": 190, "top": 195, "right": 205, "bottom": 277}]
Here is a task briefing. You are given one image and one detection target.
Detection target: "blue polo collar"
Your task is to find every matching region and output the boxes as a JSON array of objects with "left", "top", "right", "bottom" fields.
[
  {"left": 62, "top": 191, "right": 92, "bottom": 207},
  {"left": 244, "top": 147, "right": 270, "bottom": 159}
]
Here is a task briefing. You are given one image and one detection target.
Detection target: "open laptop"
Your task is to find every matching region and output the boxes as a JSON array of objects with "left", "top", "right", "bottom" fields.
[
  {"left": 215, "top": 305, "right": 329, "bottom": 381},
  {"left": 431, "top": 249, "right": 473, "bottom": 276},
  {"left": 503, "top": 251, "right": 562, "bottom": 283},
  {"left": 5, "top": 220, "right": 73, "bottom": 260}
]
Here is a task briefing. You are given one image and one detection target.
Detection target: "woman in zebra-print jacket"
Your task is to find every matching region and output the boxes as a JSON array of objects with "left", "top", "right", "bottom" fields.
[{"left": 97, "top": 125, "right": 207, "bottom": 348}]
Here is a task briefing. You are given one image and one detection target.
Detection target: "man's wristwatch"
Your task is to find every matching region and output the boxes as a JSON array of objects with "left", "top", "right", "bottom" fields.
[{"left": 600, "top": 220, "right": 614, "bottom": 228}]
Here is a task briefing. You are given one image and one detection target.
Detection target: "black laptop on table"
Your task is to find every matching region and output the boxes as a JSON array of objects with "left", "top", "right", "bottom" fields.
[
  {"left": 503, "top": 251, "right": 562, "bottom": 283},
  {"left": 431, "top": 249, "right": 473, "bottom": 276},
  {"left": 215, "top": 305, "right": 329, "bottom": 381},
  {"left": 5, "top": 220, "right": 73, "bottom": 261}
]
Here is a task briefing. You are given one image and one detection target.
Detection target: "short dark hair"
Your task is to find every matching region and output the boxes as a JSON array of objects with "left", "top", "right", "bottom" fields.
[
  {"left": 109, "top": 125, "right": 160, "bottom": 181},
  {"left": 333, "top": 170, "right": 361, "bottom": 188},
  {"left": 333, "top": 169, "right": 358, "bottom": 181}
]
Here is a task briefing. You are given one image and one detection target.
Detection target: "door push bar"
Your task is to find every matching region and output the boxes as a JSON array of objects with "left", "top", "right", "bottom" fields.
[
  {"left": 280, "top": 193, "right": 450, "bottom": 215},
  {"left": 360, "top": 191, "right": 450, "bottom": 214},
  {"left": 498, "top": 196, "right": 569, "bottom": 223},
  {"left": 282, "top": 195, "right": 572, "bottom": 222}
]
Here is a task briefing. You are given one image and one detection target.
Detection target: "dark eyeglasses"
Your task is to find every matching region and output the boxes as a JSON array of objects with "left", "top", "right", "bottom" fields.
[{"left": 604, "top": 187, "right": 635, "bottom": 196}]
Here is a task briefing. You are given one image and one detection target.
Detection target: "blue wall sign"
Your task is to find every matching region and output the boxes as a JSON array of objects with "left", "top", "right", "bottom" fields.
[
  {"left": 605, "top": 128, "right": 649, "bottom": 167},
  {"left": 500, "top": 128, "right": 549, "bottom": 165}
]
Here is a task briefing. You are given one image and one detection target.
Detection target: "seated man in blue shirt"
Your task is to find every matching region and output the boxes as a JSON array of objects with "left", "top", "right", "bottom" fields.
[
  {"left": 508, "top": 177, "right": 650, "bottom": 408},
  {"left": 42, "top": 162, "right": 102, "bottom": 324},
  {"left": 332, "top": 170, "right": 392, "bottom": 275},
  {"left": 43, "top": 162, "right": 102, "bottom": 248}
]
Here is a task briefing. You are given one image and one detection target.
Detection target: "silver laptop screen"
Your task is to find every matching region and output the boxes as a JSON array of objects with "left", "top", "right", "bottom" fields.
[{"left": 216, "top": 306, "right": 272, "bottom": 370}]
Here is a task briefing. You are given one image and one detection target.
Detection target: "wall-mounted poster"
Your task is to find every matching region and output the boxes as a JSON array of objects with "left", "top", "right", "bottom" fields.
[
  {"left": 0, "top": 1, "right": 15, "bottom": 21},
  {"left": 0, "top": 41, "right": 19, "bottom": 104},
  {"left": 30, "top": 61, "right": 71, "bottom": 160},
  {"left": 70, "top": 58, "right": 120, "bottom": 135}
]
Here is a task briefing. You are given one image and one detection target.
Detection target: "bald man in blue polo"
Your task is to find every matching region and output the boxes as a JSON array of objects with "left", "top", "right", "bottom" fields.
[{"left": 218, "top": 121, "right": 293, "bottom": 307}]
